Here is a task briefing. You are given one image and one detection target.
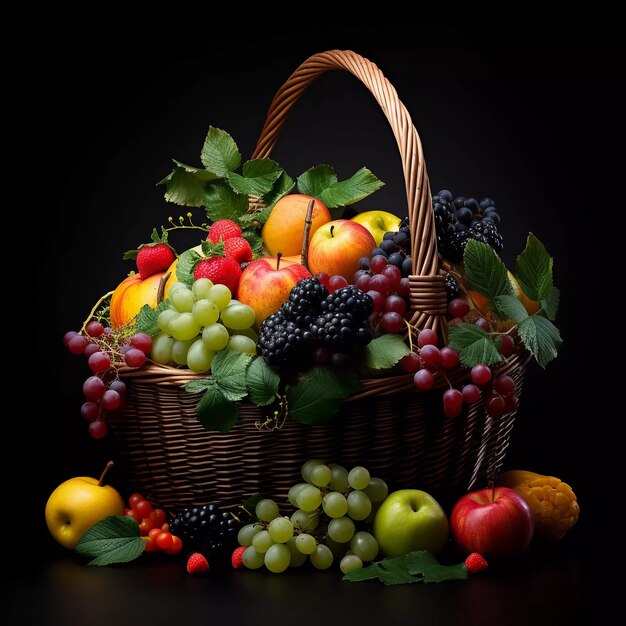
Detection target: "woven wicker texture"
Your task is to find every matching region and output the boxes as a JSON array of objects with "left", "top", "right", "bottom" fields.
[{"left": 111, "top": 50, "right": 528, "bottom": 510}]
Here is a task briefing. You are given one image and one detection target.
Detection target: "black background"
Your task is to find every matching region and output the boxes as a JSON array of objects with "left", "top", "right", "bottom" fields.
[{"left": 29, "top": 20, "right": 619, "bottom": 624}]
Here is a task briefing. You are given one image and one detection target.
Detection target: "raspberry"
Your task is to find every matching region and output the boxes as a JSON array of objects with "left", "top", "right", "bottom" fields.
[
  {"left": 231, "top": 546, "right": 246, "bottom": 569},
  {"left": 464, "top": 552, "right": 488, "bottom": 574}
]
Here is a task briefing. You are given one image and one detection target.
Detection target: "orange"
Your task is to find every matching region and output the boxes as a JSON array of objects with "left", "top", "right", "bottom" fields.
[{"left": 262, "top": 194, "right": 331, "bottom": 257}]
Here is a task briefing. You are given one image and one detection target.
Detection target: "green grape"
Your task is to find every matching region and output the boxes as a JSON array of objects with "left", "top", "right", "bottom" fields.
[
  {"left": 301, "top": 459, "right": 325, "bottom": 483},
  {"left": 150, "top": 333, "right": 174, "bottom": 364},
  {"left": 290, "top": 509, "right": 319, "bottom": 533},
  {"left": 224, "top": 298, "right": 240, "bottom": 307},
  {"left": 235, "top": 327, "right": 259, "bottom": 342},
  {"left": 322, "top": 492, "right": 348, "bottom": 518},
  {"left": 347, "top": 490, "right": 372, "bottom": 521},
  {"left": 202, "top": 323, "right": 230, "bottom": 351},
  {"left": 329, "top": 464, "right": 350, "bottom": 492},
  {"left": 310, "top": 544, "right": 333, "bottom": 570},
  {"left": 328, "top": 517, "right": 355, "bottom": 543},
  {"left": 167, "top": 281, "right": 187, "bottom": 296},
  {"left": 363, "top": 477, "right": 389, "bottom": 503},
  {"left": 157, "top": 309, "right": 177, "bottom": 332},
  {"left": 340, "top": 554, "right": 363, "bottom": 574},
  {"left": 255, "top": 498, "right": 279, "bottom": 522},
  {"left": 295, "top": 485, "right": 322, "bottom": 512},
  {"left": 171, "top": 339, "right": 195, "bottom": 366},
  {"left": 227, "top": 335, "right": 256, "bottom": 354},
  {"left": 220, "top": 303, "right": 255, "bottom": 330},
  {"left": 348, "top": 466, "right": 370, "bottom": 490},
  {"left": 192, "top": 277, "right": 213, "bottom": 299},
  {"left": 264, "top": 543, "right": 291, "bottom": 573},
  {"left": 242, "top": 546, "right": 265, "bottom": 570},
  {"left": 310, "top": 464, "right": 331, "bottom": 487},
  {"left": 169, "top": 312, "right": 201, "bottom": 341},
  {"left": 186, "top": 339, "right": 215, "bottom": 373},
  {"left": 237, "top": 523, "right": 264, "bottom": 547},
  {"left": 170, "top": 287, "right": 196, "bottom": 312},
  {"left": 350, "top": 531, "right": 379, "bottom": 562},
  {"left": 295, "top": 533, "right": 316, "bottom": 555},
  {"left": 252, "top": 530, "right": 273, "bottom": 554},
  {"left": 208, "top": 284, "right": 232, "bottom": 310},
  {"left": 325, "top": 537, "right": 349, "bottom": 560},
  {"left": 268, "top": 517, "right": 294, "bottom": 544},
  {"left": 288, "top": 483, "right": 309, "bottom": 507},
  {"left": 192, "top": 299, "right": 219, "bottom": 326},
  {"left": 287, "top": 538, "right": 308, "bottom": 567}
]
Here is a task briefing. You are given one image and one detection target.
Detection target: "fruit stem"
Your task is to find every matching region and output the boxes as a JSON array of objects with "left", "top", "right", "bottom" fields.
[
  {"left": 98, "top": 461, "right": 114, "bottom": 487},
  {"left": 300, "top": 198, "right": 315, "bottom": 271},
  {"left": 157, "top": 272, "right": 171, "bottom": 304},
  {"left": 80, "top": 291, "right": 115, "bottom": 334},
  {"left": 330, "top": 224, "right": 335, "bottom": 238}
]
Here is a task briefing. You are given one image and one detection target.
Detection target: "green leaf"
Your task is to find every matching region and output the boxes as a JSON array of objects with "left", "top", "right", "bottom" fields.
[
  {"left": 447, "top": 323, "right": 504, "bottom": 368},
  {"left": 176, "top": 248, "right": 202, "bottom": 287},
  {"left": 342, "top": 563, "right": 383, "bottom": 582},
  {"left": 363, "top": 334, "right": 411, "bottom": 369},
  {"left": 200, "top": 127, "right": 241, "bottom": 176},
  {"left": 134, "top": 300, "right": 171, "bottom": 337},
  {"left": 492, "top": 295, "right": 529, "bottom": 323},
  {"left": 261, "top": 172, "right": 295, "bottom": 212},
  {"left": 246, "top": 357, "right": 280, "bottom": 406},
  {"left": 405, "top": 551, "right": 468, "bottom": 583},
  {"left": 210, "top": 351, "right": 252, "bottom": 401},
  {"left": 518, "top": 315, "right": 563, "bottom": 368},
  {"left": 74, "top": 516, "right": 145, "bottom": 566},
  {"left": 464, "top": 239, "right": 513, "bottom": 304},
  {"left": 242, "top": 494, "right": 264, "bottom": 515},
  {"left": 515, "top": 233, "right": 553, "bottom": 301},
  {"left": 378, "top": 556, "right": 420, "bottom": 585},
  {"left": 240, "top": 229, "right": 265, "bottom": 257},
  {"left": 196, "top": 381, "right": 238, "bottom": 432},
  {"left": 203, "top": 180, "right": 249, "bottom": 222},
  {"left": 296, "top": 164, "right": 338, "bottom": 197},
  {"left": 541, "top": 285, "right": 560, "bottom": 320},
  {"left": 158, "top": 165, "right": 211, "bottom": 207},
  {"left": 172, "top": 159, "right": 221, "bottom": 180},
  {"left": 319, "top": 167, "right": 384, "bottom": 209},
  {"left": 185, "top": 379, "right": 212, "bottom": 393},
  {"left": 226, "top": 159, "right": 283, "bottom": 196}
]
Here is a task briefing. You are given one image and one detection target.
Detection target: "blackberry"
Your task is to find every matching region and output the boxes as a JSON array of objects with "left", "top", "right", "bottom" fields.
[
  {"left": 470, "top": 221, "right": 503, "bottom": 252},
  {"left": 445, "top": 273, "right": 459, "bottom": 301},
  {"left": 281, "top": 278, "right": 328, "bottom": 321},
  {"left": 321, "top": 286, "right": 373, "bottom": 321},
  {"left": 257, "top": 312, "right": 313, "bottom": 366},
  {"left": 170, "top": 504, "right": 240, "bottom": 560}
]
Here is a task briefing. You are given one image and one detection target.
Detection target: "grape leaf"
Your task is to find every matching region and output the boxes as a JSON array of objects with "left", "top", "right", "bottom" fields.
[
  {"left": 447, "top": 324, "right": 504, "bottom": 368},
  {"left": 210, "top": 351, "right": 252, "bottom": 401},
  {"left": 518, "top": 315, "right": 562, "bottom": 368},
  {"left": 405, "top": 550, "right": 468, "bottom": 583},
  {"left": 134, "top": 299, "right": 171, "bottom": 336},
  {"left": 246, "top": 357, "right": 280, "bottom": 406},
  {"left": 492, "top": 295, "right": 529, "bottom": 323},
  {"left": 541, "top": 285, "right": 560, "bottom": 320},
  {"left": 200, "top": 127, "right": 241, "bottom": 176},
  {"left": 176, "top": 248, "right": 202, "bottom": 287},
  {"left": 515, "top": 233, "right": 553, "bottom": 301},
  {"left": 226, "top": 159, "right": 283, "bottom": 196},
  {"left": 363, "top": 334, "right": 411, "bottom": 369},
  {"left": 74, "top": 516, "right": 145, "bottom": 566},
  {"left": 203, "top": 181, "right": 249, "bottom": 222},
  {"left": 296, "top": 164, "right": 338, "bottom": 197},
  {"left": 196, "top": 381, "right": 238, "bottom": 432},
  {"left": 464, "top": 239, "right": 513, "bottom": 305}
]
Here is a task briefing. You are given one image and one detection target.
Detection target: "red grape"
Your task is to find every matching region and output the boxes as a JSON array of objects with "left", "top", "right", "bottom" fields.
[
  {"left": 88, "top": 351, "right": 111, "bottom": 374},
  {"left": 384, "top": 295, "right": 407, "bottom": 315},
  {"left": 471, "top": 364, "right": 492, "bottom": 385},
  {"left": 131, "top": 333, "right": 152, "bottom": 353},
  {"left": 448, "top": 317, "right": 464, "bottom": 326},
  {"left": 439, "top": 347, "right": 459, "bottom": 369},
  {"left": 420, "top": 344, "right": 440, "bottom": 365},
  {"left": 355, "top": 274, "right": 372, "bottom": 291},
  {"left": 369, "top": 274, "right": 391, "bottom": 296},
  {"left": 448, "top": 298, "right": 470, "bottom": 318},
  {"left": 101, "top": 389, "right": 122, "bottom": 410},
  {"left": 414, "top": 369, "right": 434, "bottom": 390},
  {"left": 397, "top": 277, "right": 410, "bottom": 297},
  {"left": 315, "top": 272, "right": 330, "bottom": 288},
  {"left": 109, "top": 380, "right": 127, "bottom": 395},
  {"left": 381, "top": 265, "right": 401, "bottom": 290},
  {"left": 399, "top": 353, "right": 421, "bottom": 373},
  {"left": 504, "top": 394, "right": 519, "bottom": 413},
  {"left": 494, "top": 375, "right": 516, "bottom": 397},
  {"left": 380, "top": 312, "right": 404, "bottom": 333},
  {"left": 443, "top": 388, "right": 463, "bottom": 409},
  {"left": 68, "top": 335, "right": 88, "bottom": 355},
  {"left": 499, "top": 335, "right": 515, "bottom": 357},
  {"left": 89, "top": 419, "right": 108, "bottom": 439},
  {"left": 476, "top": 318, "right": 490, "bottom": 331},
  {"left": 63, "top": 331, "right": 78, "bottom": 347},
  {"left": 370, "top": 255, "right": 388, "bottom": 273},
  {"left": 84, "top": 343, "right": 100, "bottom": 358},
  {"left": 485, "top": 392, "right": 506, "bottom": 417},
  {"left": 83, "top": 376, "right": 106, "bottom": 401},
  {"left": 444, "top": 404, "right": 462, "bottom": 418},
  {"left": 417, "top": 329, "right": 438, "bottom": 348},
  {"left": 86, "top": 321, "right": 105, "bottom": 338},
  {"left": 125, "top": 348, "right": 146, "bottom": 368},
  {"left": 119, "top": 343, "right": 132, "bottom": 355},
  {"left": 462, "top": 384, "right": 481, "bottom": 404},
  {"left": 328, "top": 275, "right": 349, "bottom": 293},
  {"left": 367, "top": 290, "right": 385, "bottom": 313},
  {"left": 80, "top": 402, "right": 100, "bottom": 422}
]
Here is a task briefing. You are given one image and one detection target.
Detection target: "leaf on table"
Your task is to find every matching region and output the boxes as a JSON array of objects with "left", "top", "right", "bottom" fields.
[
  {"left": 405, "top": 550, "right": 468, "bottom": 583},
  {"left": 515, "top": 233, "right": 553, "bottom": 302},
  {"left": 200, "top": 127, "right": 241, "bottom": 176},
  {"left": 246, "top": 357, "right": 280, "bottom": 406},
  {"left": 74, "top": 516, "right": 145, "bottom": 566}
]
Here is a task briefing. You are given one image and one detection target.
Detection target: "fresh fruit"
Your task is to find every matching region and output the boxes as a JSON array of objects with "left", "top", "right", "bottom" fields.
[
  {"left": 351, "top": 210, "right": 401, "bottom": 245},
  {"left": 237, "top": 257, "right": 312, "bottom": 328},
  {"left": 224, "top": 237, "right": 253, "bottom": 263},
  {"left": 464, "top": 552, "right": 489, "bottom": 574},
  {"left": 193, "top": 255, "right": 242, "bottom": 295},
  {"left": 262, "top": 194, "right": 331, "bottom": 257},
  {"left": 208, "top": 219, "right": 242, "bottom": 244},
  {"left": 496, "top": 470, "right": 579, "bottom": 540},
  {"left": 372, "top": 489, "right": 449, "bottom": 556},
  {"left": 450, "top": 487, "right": 535, "bottom": 559},
  {"left": 45, "top": 462, "right": 124, "bottom": 549},
  {"left": 308, "top": 220, "right": 377, "bottom": 281},
  {"left": 186, "top": 553, "right": 210, "bottom": 575},
  {"left": 232, "top": 546, "right": 246, "bottom": 569},
  {"left": 110, "top": 272, "right": 166, "bottom": 328},
  {"left": 136, "top": 243, "right": 176, "bottom": 280}
]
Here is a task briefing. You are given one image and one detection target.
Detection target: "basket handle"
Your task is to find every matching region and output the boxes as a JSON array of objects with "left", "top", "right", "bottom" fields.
[{"left": 252, "top": 50, "right": 447, "bottom": 333}]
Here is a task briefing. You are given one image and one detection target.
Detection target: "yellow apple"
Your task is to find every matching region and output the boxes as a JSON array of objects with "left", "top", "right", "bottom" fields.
[
  {"left": 45, "top": 462, "right": 125, "bottom": 549},
  {"left": 351, "top": 211, "right": 401, "bottom": 245}
]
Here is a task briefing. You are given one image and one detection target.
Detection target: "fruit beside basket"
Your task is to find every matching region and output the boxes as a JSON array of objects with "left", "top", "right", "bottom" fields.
[{"left": 63, "top": 50, "right": 562, "bottom": 510}]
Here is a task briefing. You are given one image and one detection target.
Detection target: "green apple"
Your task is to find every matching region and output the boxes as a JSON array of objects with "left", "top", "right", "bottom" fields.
[
  {"left": 351, "top": 211, "right": 401, "bottom": 245},
  {"left": 373, "top": 489, "right": 449, "bottom": 556}
]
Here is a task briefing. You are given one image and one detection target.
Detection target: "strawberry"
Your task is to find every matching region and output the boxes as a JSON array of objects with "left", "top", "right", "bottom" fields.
[
  {"left": 208, "top": 219, "right": 242, "bottom": 244},
  {"left": 224, "top": 237, "right": 253, "bottom": 263},
  {"left": 186, "top": 552, "right": 209, "bottom": 575},
  {"left": 194, "top": 256, "right": 242, "bottom": 294},
  {"left": 136, "top": 243, "right": 175, "bottom": 280},
  {"left": 464, "top": 552, "right": 488, "bottom": 574},
  {"left": 231, "top": 546, "right": 246, "bottom": 569}
]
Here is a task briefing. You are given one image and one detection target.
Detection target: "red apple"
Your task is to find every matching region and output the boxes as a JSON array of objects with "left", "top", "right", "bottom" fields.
[
  {"left": 308, "top": 220, "right": 376, "bottom": 281},
  {"left": 450, "top": 487, "right": 534, "bottom": 559},
  {"left": 237, "top": 256, "right": 311, "bottom": 327}
]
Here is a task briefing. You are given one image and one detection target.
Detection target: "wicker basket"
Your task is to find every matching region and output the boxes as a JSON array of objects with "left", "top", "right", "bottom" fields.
[{"left": 112, "top": 50, "right": 530, "bottom": 511}]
